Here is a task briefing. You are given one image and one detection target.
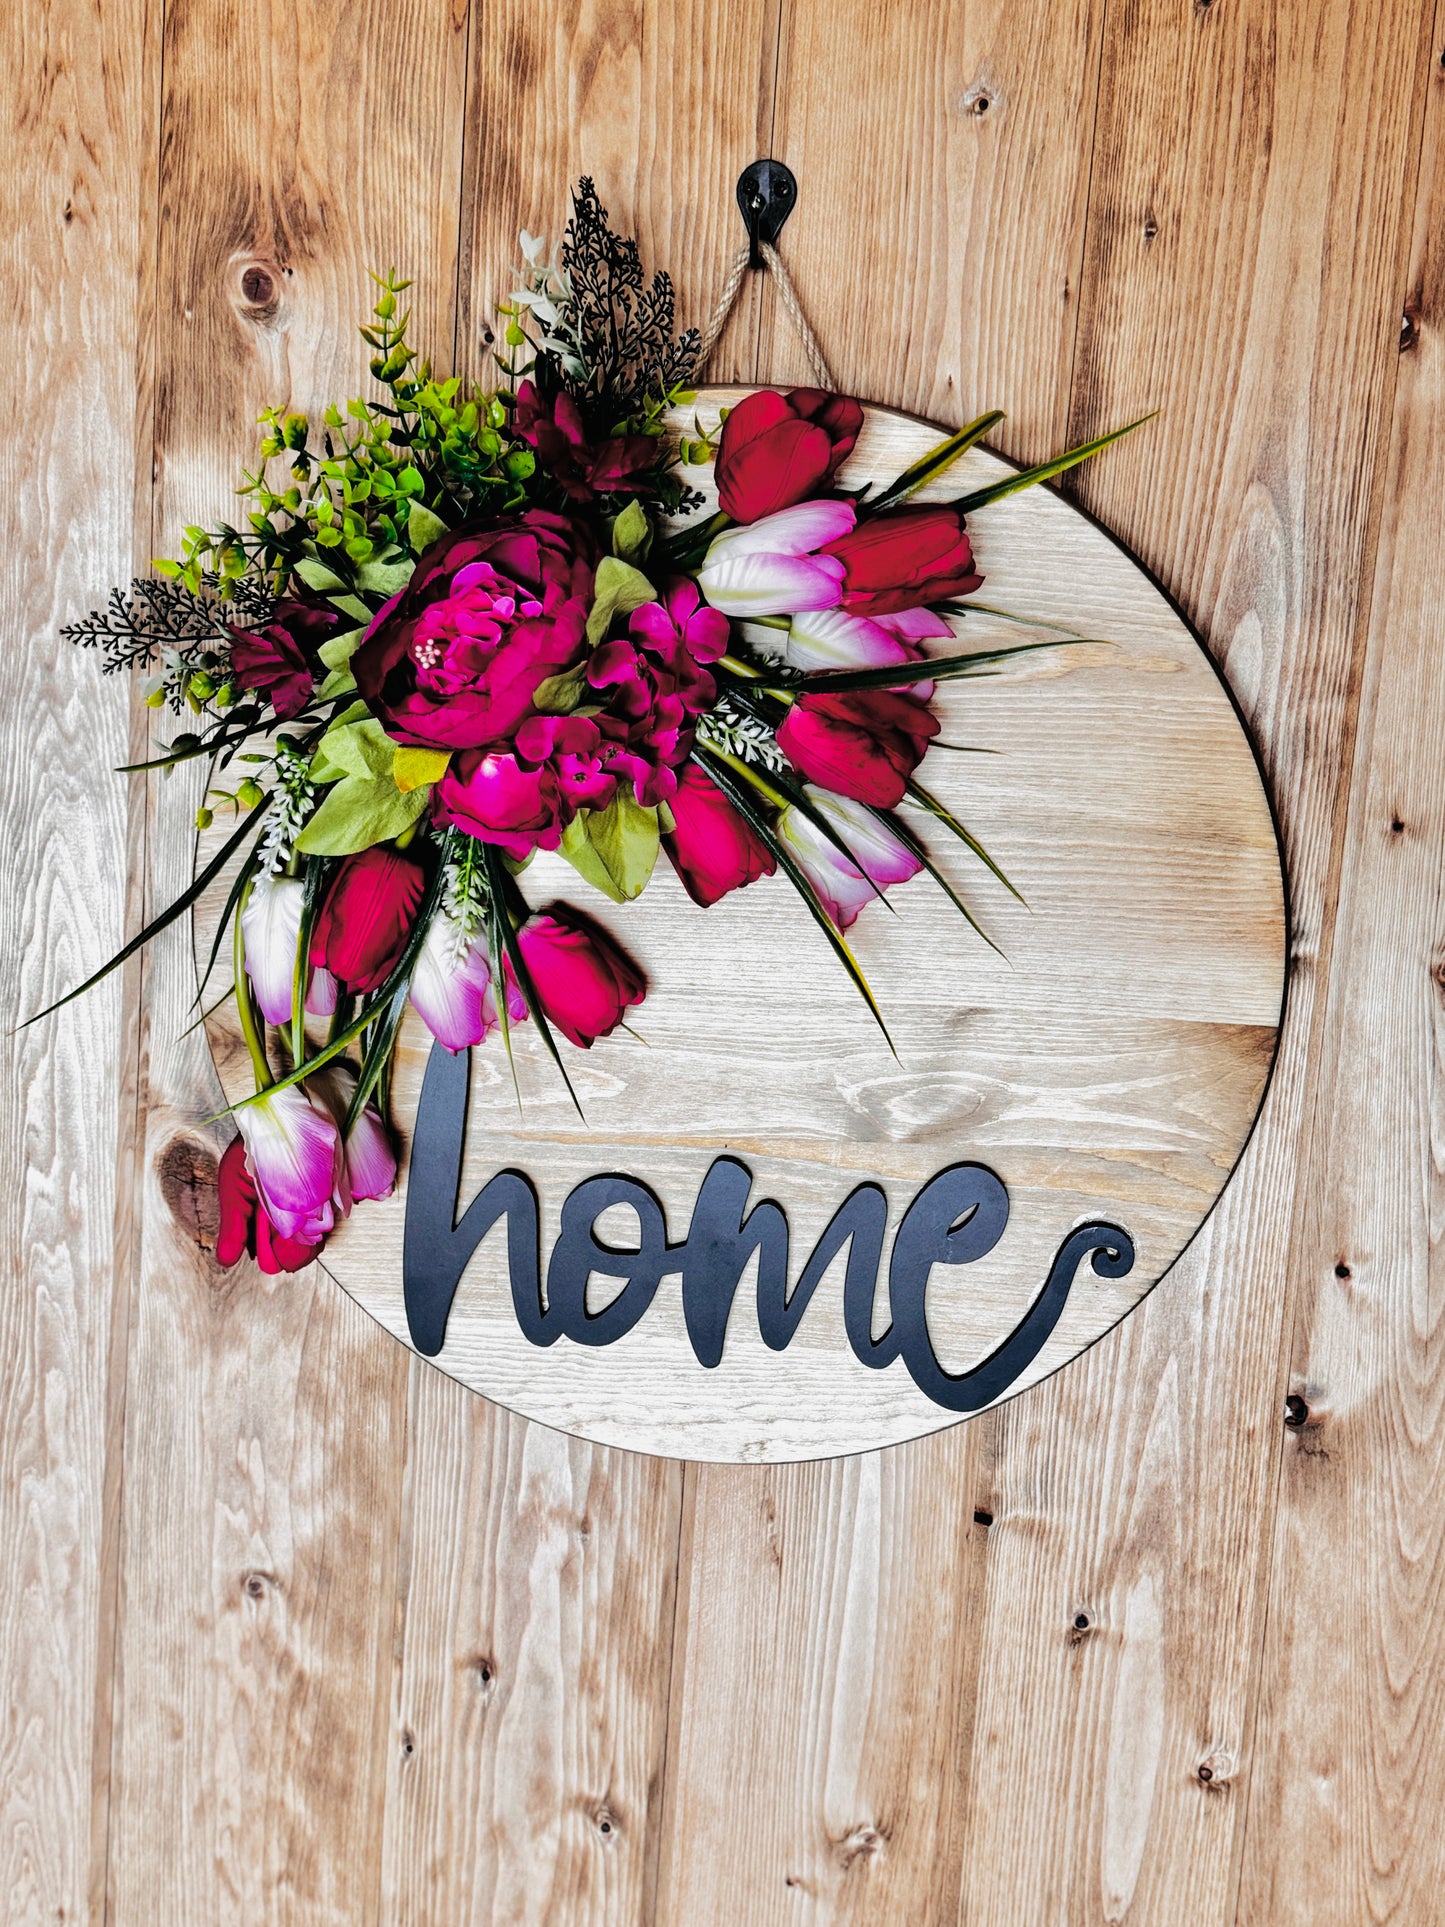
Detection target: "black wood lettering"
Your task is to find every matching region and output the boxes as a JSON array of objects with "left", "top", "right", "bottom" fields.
[
  {"left": 545, "top": 1174, "right": 671, "bottom": 1345},
  {"left": 887, "top": 1163, "right": 1134, "bottom": 1411},
  {"left": 677, "top": 1156, "right": 789, "bottom": 1367},
  {"left": 403, "top": 1044, "right": 547, "bottom": 1355}
]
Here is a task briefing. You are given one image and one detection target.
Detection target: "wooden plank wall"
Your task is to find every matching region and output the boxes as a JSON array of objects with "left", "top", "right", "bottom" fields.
[{"left": 4, "top": 0, "right": 1443, "bottom": 1918}]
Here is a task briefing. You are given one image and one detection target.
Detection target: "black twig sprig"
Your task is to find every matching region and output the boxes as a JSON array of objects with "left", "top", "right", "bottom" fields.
[{"left": 61, "top": 575, "right": 274, "bottom": 675}]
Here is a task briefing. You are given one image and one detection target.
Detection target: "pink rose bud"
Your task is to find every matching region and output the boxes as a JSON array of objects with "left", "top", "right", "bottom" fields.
[
  {"left": 511, "top": 903, "right": 646, "bottom": 1049},
  {"left": 775, "top": 787, "right": 924, "bottom": 928},
  {"left": 662, "top": 764, "right": 776, "bottom": 908}
]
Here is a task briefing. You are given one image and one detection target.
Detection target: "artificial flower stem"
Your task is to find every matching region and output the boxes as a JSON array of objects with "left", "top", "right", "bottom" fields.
[
  {"left": 718, "top": 652, "right": 764, "bottom": 680},
  {"left": 232, "top": 888, "right": 274, "bottom": 1089}
]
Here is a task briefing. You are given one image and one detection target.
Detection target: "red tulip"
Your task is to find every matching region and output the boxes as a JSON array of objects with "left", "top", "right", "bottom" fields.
[
  {"left": 511, "top": 903, "right": 646, "bottom": 1048},
  {"left": 714, "top": 387, "right": 863, "bottom": 523},
  {"left": 662, "top": 764, "right": 777, "bottom": 907},
  {"left": 822, "top": 503, "right": 983, "bottom": 616},
  {"left": 311, "top": 846, "right": 427, "bottom": 994},
  {"left": 776, "top": 689, "right": 939, "bottom": 808},
  {"left": 215, "top": 1135, "right": 323, "bottom": 1275}
]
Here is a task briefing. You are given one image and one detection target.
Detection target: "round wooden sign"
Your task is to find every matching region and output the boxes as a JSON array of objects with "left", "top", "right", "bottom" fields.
[{"left": 196, "top": 391, "right": 1286, "bottom": 1463}]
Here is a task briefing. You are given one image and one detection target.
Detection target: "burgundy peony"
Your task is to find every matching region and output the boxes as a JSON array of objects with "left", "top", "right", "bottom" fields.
[
  {"left": 229, "top": 599, "right": 340, "bottom": 719},
  {"left": 821, "top": 503, "right": 983, "bottom": 617},
  {"left": 311, "top": 845, "right": 427, "bottom": 993},
  {"left": 350, "top": 511, "right": 598, "bottom": 751},
  {"left": 714, "top": 387, "right": 864, "bottom": 524},
  {"left": 514, "top": 381, "right": 657, "bottom": 503},
  {"left": 511, "top": 903, "right": 646, "bottom": 1048},
  {"left": 662, "top": 764, "right": 776, "bottom": 907},
  {"left": 776, "top": 688, "right": 939, "bottom": 808},
  {"left": 215, "top": 1135, "right": 322, "bottom": 1275}
]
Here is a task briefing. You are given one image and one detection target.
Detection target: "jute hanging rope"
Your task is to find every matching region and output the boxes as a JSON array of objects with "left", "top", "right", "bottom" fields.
[{"left": 694, "top": 239, "right": 834, "bottom": 390}]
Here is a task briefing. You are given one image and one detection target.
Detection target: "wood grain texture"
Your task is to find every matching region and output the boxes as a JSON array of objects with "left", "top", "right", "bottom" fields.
[
  {"left": 6, "top": 0, "right": 1445, "bottom": 1919},
  {"left": 1238, "top": 12, "right": 1445, "bottom": 1919},
  {"left": 0, "top": 0, "right": 152, "bottom": 1919},
  {"left": 104, "top": 2, "right": 469, "bottom": 1920},
  {"left": 956, "top": 2, "right": 1436, "bottom": 1922}
]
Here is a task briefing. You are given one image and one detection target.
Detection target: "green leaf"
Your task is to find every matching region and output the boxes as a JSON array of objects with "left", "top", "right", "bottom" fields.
[
  {"left": 904, "top": 778, "right": 1025, "bottom": 903},
  {"left": 317, "top": 666, "right": 357, "bottom": 701},
  {"left": 611, "top": 500, "right": 652, "bottom": 564},
  {"left": 329, "top": 593, "right": 373, "bottom": 625},
  {"left": 311, "top": 716, "right": 395, "bottom": 783},
  {"left": 392, "top": 745, "right": 450, "bottom": 793},
  {"left": 797, "top": 637, "right": 1090, "bottom": 694},
  {"left": 355, "top": 553, "right": 416, "bottom": 597},
  {"left": 863, "top": 410, "right": 1005, "bottom": 518},
  {"left": 405, "top": 501, "right": 449, "bottom": 554},
  {"left": 585, "top": 556, "right": 657, "bottom": 645},
  {"left": 318, "top": 624, "right": 366, "bottom": 670},
  {"left": 950, "top": 413, "right": 1156, "bottom": 516},
  {"left": 558, "top": 792, "right": 660, "bottom": 903},
  {"left": 479, "top": 842, "right": 585, "bottom": 1120},
  {"left": 531, "top": 668, "right": 586, "bottom": 715},
  {"left": 294, "top": 771, "right": 429, "bottom": 855},
  {"left": 293, "top": 556, "right": 349, "bottom": 593}
]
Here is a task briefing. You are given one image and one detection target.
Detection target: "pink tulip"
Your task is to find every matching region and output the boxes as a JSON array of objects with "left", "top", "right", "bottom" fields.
[
  {"left": 697, "top": 499, "right": 856, "bottom": 617},
  {"left": 511, "top": 904, "right": 646, "bottom": 1048},
  {"left": 775, "top": 787, "right": 923, "bottom": 928},
  {"left": 310, "top": 1064, "right": 397, "bottom": 1205},
  {"left": 233, "top": 1081, "right": 346, "bottom": 1244},
  {"left": 409, "top": 911, "right": 527, "bottom": 1052}
]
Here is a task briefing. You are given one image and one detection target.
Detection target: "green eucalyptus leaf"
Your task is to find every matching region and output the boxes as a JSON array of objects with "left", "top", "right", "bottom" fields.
[
  {"left": 405, "top": 502, "right": 448, "bottom": 553},
  {"left": 295, "top": 771, "right": 429, "bottom": 855},
  {"left": 293, "top": 556, "right": 349, "bottom": 593},
  {"left": 585, "top": 556, "right": 657, "bottom": 646},
  {"left": 611, "top": 500, "right": 652, "bottom": 564},
  {"left": 318, "top": 624, "right": 365, "bottom": 670},
  {"left": 317, "top": 666, "right": 357, "bottom": 701},
  {"left": 355, "top": 554, "right": 416, "bottom": 597}
]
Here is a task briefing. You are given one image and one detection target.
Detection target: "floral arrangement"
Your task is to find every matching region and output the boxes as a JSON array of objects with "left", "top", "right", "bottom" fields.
[{"left": 44, "top": 182, "right": 1137, "bottom": 1276}]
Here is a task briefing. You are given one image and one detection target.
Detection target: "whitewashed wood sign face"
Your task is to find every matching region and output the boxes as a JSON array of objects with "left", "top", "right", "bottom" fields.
[{"left": 196, "top": 391, "right": 1287, "bottom": 1463}]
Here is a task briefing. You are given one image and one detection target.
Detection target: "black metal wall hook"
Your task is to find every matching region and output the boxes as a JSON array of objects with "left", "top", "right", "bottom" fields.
[{"left": 736, "top": 160, "right": 798, "bottom": 269}]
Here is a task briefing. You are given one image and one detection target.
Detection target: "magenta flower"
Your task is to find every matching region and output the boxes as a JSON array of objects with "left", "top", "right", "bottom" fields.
[
  {"left": 697, "top": 499, "right": 856, "bottom": 617},
  {"left": 409, "top": 911, "right": 527, "bottom": 1053},
  {"left": 215, "top": 1137, "right": 322, "bottom": 1275},
  {"left": 310, "top": 1064, "right": 398, "bottom": 1206},
  {"left": 775, "top": 787, "right": 923, "bottom": 928},
  {"left": 433, "top": 749, "right": 567, "bottom": 857},
  {"left": 511, "top": 904, "right": 646, "bottom": 1048},
  {"left": 233, "top": 1083, "right": 346, "bottom": 1245}
]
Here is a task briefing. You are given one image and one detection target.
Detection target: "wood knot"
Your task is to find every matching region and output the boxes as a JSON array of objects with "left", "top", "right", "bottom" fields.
[
  {"left": 1284, "top": 1393, "right": 1309, "bottom": 1427},
  {"left": 241, "top": 1569, "right": 276, "bottom": 1601},
  {"left": 233, "top": 256, "right": 286, "bottom": 322},
  {"left": 959, "top": 82, "right": 998, "bottom": 118},
  {"left": 1068, "top": 1608, "right": 1095, "bottom": 1645},
  {"left": 1400, "top": 295, "right": 1421, "bottom": 353},
  {"left": 465, "top": 1653, "right": 497, "bottom": 1692},
  {"left": 1197, "top": 1750, "right": 1232, "bottom": 1787},
  {"left": 973, "top": 1506, "right": 994, "bottom": 1529},
  {"left": 592, "top": 1802, "right": 619, "bottom": 1840},
  {"left": 835, "top": 1821, "right": 885, "bottom": 1867},
  {"left": 157, "top": 1136, "right": 219, "bottom": 1251}
]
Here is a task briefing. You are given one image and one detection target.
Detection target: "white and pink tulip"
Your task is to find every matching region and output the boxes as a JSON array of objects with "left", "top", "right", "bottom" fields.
[
  {"left": 409, "top": 911, "right": 525, "bottom": 1053},
  {"left": 234, "top": 1081, "right": 347, "bottom": 1245},
  {"left": 240, "top": 874, "right": 335, "bottom": 1025},
  {"left": 784, "top": 605, "right": 951, "bottom": 697},
  {"left": 310, "top": 1063, "right": 398, "bottom": 1205},
  {"left": 697, "top": 499, "right": 856, "bottom": 617},
  {"left": 775, "top": 785, "right": 924, "bottom": 929}
]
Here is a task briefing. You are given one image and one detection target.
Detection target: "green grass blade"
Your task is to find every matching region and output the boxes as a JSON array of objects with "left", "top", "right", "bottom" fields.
[
  {"left": 950, "top": 412, "right": 1155, "bottom": 516},
  {"left": 480, "top": 841, "right": 586, "bottom": 1122},
  {"left": 17, "top": 792, "right": 270, "bottom": 1030},
  {"left": 701, "top": 742, "right": 893, "bottom": 912},
  {"left": 862, "top": 410, "right": 1005, "bottom": 518},
  {"left": 694, "top": 748, "right": 896, "bottom": 1055},
  {"left": 904, "top": 778, "right": 1025, "bottom": 904},
  {"left": 799, "top": 636, "right": 1087, "bottom": 695},
  {"left": 868, "top": 806, "right": 1006, "bottom": 958}
]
